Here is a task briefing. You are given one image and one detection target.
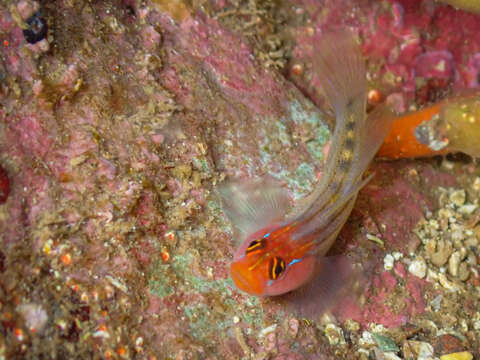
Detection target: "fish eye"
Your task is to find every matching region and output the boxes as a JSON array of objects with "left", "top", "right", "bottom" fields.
[
  {"left": 245, "top": 239, "right": 265, "bottom": 255},
  {"left": 268, "top": 256, "right": 286, "bottom": 280}
]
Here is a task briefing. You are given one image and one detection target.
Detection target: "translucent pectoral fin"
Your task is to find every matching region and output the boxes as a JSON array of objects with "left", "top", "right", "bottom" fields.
[
  {"left": 218, "top": 177, "right": 292, "bottom": 245},
  {"left": 279, "top": 255, "right": 367, "bottom": 319}
]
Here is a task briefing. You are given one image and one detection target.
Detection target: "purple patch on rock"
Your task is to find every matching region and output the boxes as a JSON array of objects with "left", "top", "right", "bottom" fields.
[{"left": 414, "top": 50, "right": 455, "bottom": 79}]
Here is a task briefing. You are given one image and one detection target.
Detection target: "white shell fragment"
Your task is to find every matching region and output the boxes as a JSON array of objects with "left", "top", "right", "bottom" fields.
[
  {"left": 325, "top": 323, "right": 346, "bottom": 345},
  {"left": 449, "top": 189, "right": 466, "bottom": 206},
  {"left": 408, "top": 257, "right": 427, "bottom": 278},
  {"left": 383, "top": 254, "right": 395, "bottom": 271},
  {"left": 438, "top": 273, "right": 461, "bottom": 292}
]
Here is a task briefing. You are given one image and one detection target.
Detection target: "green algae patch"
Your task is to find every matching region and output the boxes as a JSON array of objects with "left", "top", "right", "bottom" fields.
[
  {"left": 257, "top": 101, "right": 329, "bottom": 198},
  {"left": 183, "top": 302, "right": 231, "bottom": 340},
  {"left": 289, "top": 99, "right": 324, "bottom": 126},
  {"left": 274, "top": 121, "right": 293, "bottom": 147},
  {"left": 149, "top": 250, "right": 267, "bottom": 343},
  {"left": 257, "top": 100, "right": 330, "bottom": 199},
  {"left": 149, "top": 251, "right": 234, "bottom": 298},
  {"left": 292, "top": 162, "right": 316, "bottom": 194},
  {"left": 192, "top": 156, "right": 211, "bottom": 172},
  {"left": 372, "top": 333, "right": 399, "bottom": 353},
  {"left": 149, "top": 275, "right": 175, "bottom": 298},
  {"left": 182, "top": 300, "right": 260, "bottom": 345},
  {"left": 306, "top": 125, "right": 329, "bottom": 160}
]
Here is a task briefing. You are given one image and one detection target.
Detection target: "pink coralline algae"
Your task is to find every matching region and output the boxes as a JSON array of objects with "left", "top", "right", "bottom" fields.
[
  {"left": 290, "top": 0, "right": 480, "bottom": 111},
  {"left": 415, "top": 51, "right": 455, "bottom": 80}
]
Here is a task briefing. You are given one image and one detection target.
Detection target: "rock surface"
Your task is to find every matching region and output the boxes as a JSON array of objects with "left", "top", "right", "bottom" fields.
[{"left": 0, "top": 0, "right": 479, "bottom": 358}]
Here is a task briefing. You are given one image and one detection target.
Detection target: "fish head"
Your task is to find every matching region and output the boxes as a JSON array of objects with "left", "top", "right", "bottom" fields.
[{"left": 230, "top": 226, "right": 316, "bottom": 296}]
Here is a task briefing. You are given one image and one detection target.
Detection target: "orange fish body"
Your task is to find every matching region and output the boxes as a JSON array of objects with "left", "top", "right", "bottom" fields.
[
  {"left": 378, "top": 90, "right": 480, "bottom": 159},
  {"left": 377, "top": 103, "right": 445, "bottom": 159},
  {"left": 220, "top": 31, "right": 395, "bottom": 302}
]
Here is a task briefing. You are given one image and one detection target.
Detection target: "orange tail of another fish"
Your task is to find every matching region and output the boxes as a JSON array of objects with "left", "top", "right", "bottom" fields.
[{"left": 377, "top": 103, "right": 447, "bottom": 159}]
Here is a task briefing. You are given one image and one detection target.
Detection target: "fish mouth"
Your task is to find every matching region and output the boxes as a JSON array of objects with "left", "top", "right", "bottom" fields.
[
  {"left": 230, "top": 263, "right": 262, "bottom": 296},
  {"left": 229, "top": 266, "right": 249, "bottom": 291}
]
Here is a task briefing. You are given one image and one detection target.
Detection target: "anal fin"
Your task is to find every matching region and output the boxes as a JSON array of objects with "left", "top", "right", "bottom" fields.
[{"left": 278, "top": 255, "right": 367, "bottom": 319}]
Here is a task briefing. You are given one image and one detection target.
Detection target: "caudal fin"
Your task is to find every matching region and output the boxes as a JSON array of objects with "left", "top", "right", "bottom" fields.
[{"left": 313, "top": 30, "right": 366, "bottom": 115}]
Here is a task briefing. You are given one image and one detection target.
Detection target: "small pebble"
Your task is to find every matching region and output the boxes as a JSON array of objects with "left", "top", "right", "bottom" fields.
[
  {"left": 440, "top": 352, "right": 473, "bottom": 360},
  {"left": 438, "top": 273, "right": 461, "bottom": 292},
  {"left": 426, "top": 239, "right": 437, "bottom": 255},
  {"left": 448, "top": 251, "right": 462, "bottom": 277},
  {"left": 356, "top": 348, "right": 370, "bottom": 359},
  {"left": 450, "top": 228, "right": 464, "bottom": 243},
  {"left": 466, "top": 253, "right": 477, "bottom": 266},
  {"left": 291, "top": 63, "right": 304, "bottom": 76},
  {"left": 457, "top": 204, "right": 477, "bottom": 215},
  {"left": 430, "top": 294, "right": 442, "bottom": 312},
  {"left": 472, "top": 316, "right": 480, "bottom": 331},
  {"left": 392, "top": 251, "right": 403, "bottom": 260},
  {"left": 359, "top": 331, "right": 375, "bottom": 346},
  {"left": 408, "top": 256, "right": 427, "bottom": 278},
  {"left": 288, "top": 318, "right": 299, "bottom": 338},
  {"left": 449, "top": 189, "right": 466, "bottom": 207},
  {"left": 403, "top": 340, "right": 434, "bottom": 359},
  {"left": 430, "top": 240, "right": 453, "bottom": 267},
  {"left": 369, "top": 323, "right": 386, "bottom": 333},
  {"left": 320, "top": 312, "right": 337, "bottom": 325},
  {"left": 457, "top": 262, "right": 469, "bottom": 281},
  {"left": 426, "top": 268, "right": 439, "bottom": 282},
  {"left": 433, "top": 333, "right": 464, "bottom": 354},
  {"left": 384, "top": 254, "right": 395, "bottom": 270},
  {"left": 442, "top": 159, "right": 454, "bottom": 170},
  {"left": 344, "top": 319, "right": 360, "bottom": 332},
  {"left": 429, "top": 219, "right": 440, "bottom": 230},
  {"left": 259, "top": 324, "right": 277, "bottom": 337},
  {"left": 472, "top": 177, "right": 480, "bottom": 192},
  {"left": 325, "top": 323, "right": 345, "bottom": 345},
  {"left": 383, "top": 353, "right": 402, "bottom": 360}
]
